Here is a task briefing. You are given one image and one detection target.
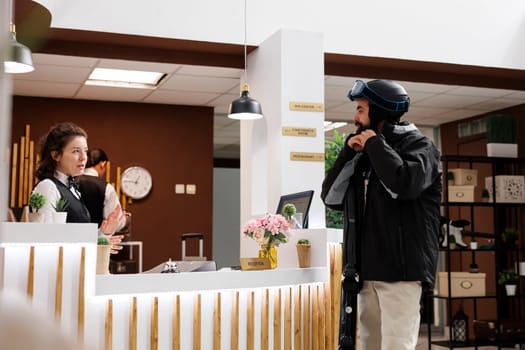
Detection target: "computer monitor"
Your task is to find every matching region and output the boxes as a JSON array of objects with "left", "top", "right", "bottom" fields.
[{"left": 276, "top": 190, "right": 314, "bottom": 229}]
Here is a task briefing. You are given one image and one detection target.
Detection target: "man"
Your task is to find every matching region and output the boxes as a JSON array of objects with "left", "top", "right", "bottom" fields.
[
  {"left": 321, "top": 79, "right": 441, "bottom": 350},
  {"left": 79, "top": 148, "right": 125, "bottom": 248}
]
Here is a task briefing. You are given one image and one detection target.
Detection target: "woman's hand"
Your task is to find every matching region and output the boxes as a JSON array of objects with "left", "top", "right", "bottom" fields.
[
  {"left": 100, "top": 204, "right": 124, "bottom": 236},
  {"left": 108, "top": 235, "right": 124, "bottom": 254}
]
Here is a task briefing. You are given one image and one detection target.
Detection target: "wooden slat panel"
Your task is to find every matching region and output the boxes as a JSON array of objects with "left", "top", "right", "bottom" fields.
[
  {"left": 303, "top": 285, "right": 310, "bottom": 350},
  {"left": 10, "top": 142, "right": 18, "bottom": 208},
  {"left": 193, "top": 294, "right": 201, "bottom": 350},
  {"left": 172, "top": 295, "right": 180, "bottom": 350},
  {"left": 293, "top": 286, "right": 301, "bottom": 350},
  {"left": 311, "top": 286, "right": 318, "bottom": 350},
  {"left": 27, "top": 246, "right": 35, "bottom": 298},
  {"left": 273, "top": 289, "right": 281, "bottom": 350},
  {"left": 317, "top": 285, "right": 325, "bottom": 350},
  {"left": 324, "top": 282, "right": 332, "bottom": 350},
  {"left": 105, "top": 299, "right": 113, "bottom": 350},
  {"left": 284, "top": 287, "right": 292, "bottom": 349},
  {"left": 78, "top": 247, "right": 85, "bottom": 342},
  {"left": 55, "top": 246, "right": 63, "bottom": 321},
  {"left": 261, "top": 289, "right": 269, "bottom": 350},
  {"left": 150, "top": 297, "right": 159, "bottom": 350},
  {"left": 246, "top": 291, "right": 254, "bottom": 350},
  {"left": 213, "top": 292, "right": 221, "bottom": 350},
  {"left": 230, "top": 291, "right": 239, "bottom": 350},
  {"left": 129, "top": 297, "right": 137, "bottom": 350}
]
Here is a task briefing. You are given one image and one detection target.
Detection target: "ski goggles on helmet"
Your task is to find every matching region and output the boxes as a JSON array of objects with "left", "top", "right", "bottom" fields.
[{"left": 347, "top": 80, "right": 409, "bottom": 113}]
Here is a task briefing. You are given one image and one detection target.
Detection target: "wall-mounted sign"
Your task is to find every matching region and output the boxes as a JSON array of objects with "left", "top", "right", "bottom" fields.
[
  {"left": 290, "top": 152, "right": 324, "bottom": 162},
  {"left": 282, "top": 127, "right": 317, "bottom": 137},
  {"left": 289, "top": 102, "right": 324, "bottom": 112}
]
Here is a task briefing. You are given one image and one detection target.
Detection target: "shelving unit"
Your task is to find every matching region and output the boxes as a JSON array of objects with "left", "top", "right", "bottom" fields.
[{"left": 428, "top": 155, "right": 525, "bottom": 349}]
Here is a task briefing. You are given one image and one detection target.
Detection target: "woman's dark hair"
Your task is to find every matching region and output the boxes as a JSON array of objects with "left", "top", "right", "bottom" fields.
[
  {"left": 35, "top": 123, "right": 88, "bottom": 180},
  {"left": 86, "top": 148, "right": 108, "bottom": 168}
]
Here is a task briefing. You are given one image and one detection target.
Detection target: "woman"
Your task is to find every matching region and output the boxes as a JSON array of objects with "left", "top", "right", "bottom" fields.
[{"left": 32, "top": 122, "right": 123, "bottom": 240}]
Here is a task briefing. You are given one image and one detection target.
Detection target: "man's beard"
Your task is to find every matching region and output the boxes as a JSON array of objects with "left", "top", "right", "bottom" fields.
[{"left": 354, "top": 122, "right": 370, "bottom": 135}]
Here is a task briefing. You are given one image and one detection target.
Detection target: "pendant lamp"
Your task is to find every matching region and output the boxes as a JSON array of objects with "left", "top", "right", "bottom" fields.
[
  {"left": 227, "top": 0, "right": 263, "bottom": 120},
  {"left": 4, "top": 0, "right": 34, "bottom": 74}
]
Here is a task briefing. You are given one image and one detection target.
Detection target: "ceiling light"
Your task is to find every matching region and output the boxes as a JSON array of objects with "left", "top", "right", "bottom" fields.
[
  {"left": 227, "top": 0, "right": 263, "bottom": 120},
  {"left": 324, "top": 122, "right": 348, "bottom": 132},
  {"left": 86, "top": 68, "right": 165, "bottom": 89},
  {"left": 4, "top": 17, "right": 34, "bottom": 74}
]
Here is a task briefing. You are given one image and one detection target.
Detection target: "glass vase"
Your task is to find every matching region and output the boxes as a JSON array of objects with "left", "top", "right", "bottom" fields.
[{"left": 258, "top": 243, "right": 277, "bottom": 269}]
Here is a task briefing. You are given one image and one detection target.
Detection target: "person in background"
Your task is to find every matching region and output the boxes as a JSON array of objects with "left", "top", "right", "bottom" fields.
[
  {"left": 321, "top": 80, "right": 441, "bottom": 350},
  {"left": 32, "top": 123, "right": 123, "bottom": 240},
  {"left": 84, "top": 148, "right": 108, "bottom": 178}
]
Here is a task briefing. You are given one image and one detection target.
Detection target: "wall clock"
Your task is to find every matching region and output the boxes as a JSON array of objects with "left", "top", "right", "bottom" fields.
[{"left": 120, "top": 166, "right": 153, "bottom": 200}]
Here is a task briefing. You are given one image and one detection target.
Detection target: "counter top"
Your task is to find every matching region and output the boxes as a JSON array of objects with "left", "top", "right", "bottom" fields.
[{"left": 0, "top": 222, "right": 97, "bottom": 244}]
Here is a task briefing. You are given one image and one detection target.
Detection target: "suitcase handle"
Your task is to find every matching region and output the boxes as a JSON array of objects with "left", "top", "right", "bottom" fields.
[
  {"left": 181, "top": 233, "right": 204, "bottom": 240},
  {"left": 181, "top": 233, "right": 204, "bottom": 259}
]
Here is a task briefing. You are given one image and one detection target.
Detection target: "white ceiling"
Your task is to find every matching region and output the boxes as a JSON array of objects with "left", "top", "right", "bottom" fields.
[{"left": 11, "top": 54, "right": 525, "bottom": 159}]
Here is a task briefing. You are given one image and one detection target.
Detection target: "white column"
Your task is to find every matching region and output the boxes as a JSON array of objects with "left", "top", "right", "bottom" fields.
[
  {"left": 240, "top": 29, "right": 325, "bottom": 228},
  {"left": 0, "top": 0, "right": 12, "bottom": 221}
]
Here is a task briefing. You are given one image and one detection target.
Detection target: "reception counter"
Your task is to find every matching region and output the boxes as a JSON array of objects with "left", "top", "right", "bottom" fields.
[{"left": 0, "top": 222, "right": 342, "bottom": 350}]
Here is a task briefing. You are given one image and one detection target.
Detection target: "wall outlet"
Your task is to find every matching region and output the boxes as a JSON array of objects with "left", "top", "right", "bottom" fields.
[
  {"left": 186, "top": 184, "right": 196, "bottom": 195},
  {"left": 175, "top": 184, "right": 185, "bottom": 194}
]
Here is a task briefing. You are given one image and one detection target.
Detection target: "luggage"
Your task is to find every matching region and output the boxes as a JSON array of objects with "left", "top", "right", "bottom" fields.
[{"left": 181, "top": 233, "right": 206, "bottom": 261}]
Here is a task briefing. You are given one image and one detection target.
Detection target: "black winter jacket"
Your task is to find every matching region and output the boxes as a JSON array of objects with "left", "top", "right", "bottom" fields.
[{"left": 321, "top": 122, "right": 442, "bottom": 288}]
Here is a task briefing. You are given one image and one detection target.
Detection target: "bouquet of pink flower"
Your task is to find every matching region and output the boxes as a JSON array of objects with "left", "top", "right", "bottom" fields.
[{"left": 242, "top": 213, "right": 291, "bottom": 247}]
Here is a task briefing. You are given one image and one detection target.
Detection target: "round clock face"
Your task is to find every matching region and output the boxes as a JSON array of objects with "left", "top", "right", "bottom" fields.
[{"left": 120, "top": 166, "right": 153, "bottom": 199}]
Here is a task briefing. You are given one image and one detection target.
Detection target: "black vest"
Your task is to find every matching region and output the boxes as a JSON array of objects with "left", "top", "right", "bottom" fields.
[
  {"left": 78, "top": 175, "right": 106, "bottom": 227},
  {"left": 49, "top": 178, "right": 91, "bottom": 223}
]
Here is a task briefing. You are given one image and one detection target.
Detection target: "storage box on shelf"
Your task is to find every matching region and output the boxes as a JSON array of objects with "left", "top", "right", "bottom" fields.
[
  {"left": 449, "top": 168, "right": 478, "bottom": 186},
  {"left": 448, "top": 185, "right": 475, "bottom": 202},
  {"left": 438, "top": 272, "right": 486, "bottom": 297},
  {"left": 484, "top": 175, "right": 525, "bottom": 203}
]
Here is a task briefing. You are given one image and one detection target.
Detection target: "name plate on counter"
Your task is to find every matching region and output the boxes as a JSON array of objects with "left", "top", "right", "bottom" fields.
[
  {"left": 289, "top": 102, "right": 324, "bottom": 112},
  {"left": 240, "top": 258, "right": 271, "bottom": 270},
  {"left": 282, "top": 127, "right": 316, "bottom": 137},
  {"left": 290, "top": 152, "right": 324, "bottom": 162}
]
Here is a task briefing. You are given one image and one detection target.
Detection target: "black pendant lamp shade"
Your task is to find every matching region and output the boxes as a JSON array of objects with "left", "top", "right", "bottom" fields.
[
  {"left": 228, "top": 84, "right": 263, "bottom": 120},
  {"left": 4, "top": 24, "right": 34, "bottom": 74}
]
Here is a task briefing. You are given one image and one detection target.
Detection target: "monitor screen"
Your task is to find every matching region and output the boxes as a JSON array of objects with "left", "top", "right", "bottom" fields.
[{"left": 275, "top": 190, "right": 314, "bottom": 229}]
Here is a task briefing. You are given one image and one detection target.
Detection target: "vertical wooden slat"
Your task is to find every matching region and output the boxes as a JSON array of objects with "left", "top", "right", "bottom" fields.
[
  {"left": 231, "top": 291, "right": 239, "bottom": 350},
  {"left": 27, "top": 141, "right": 34, "bottom": 201},
  {"left": 116, "top": 166, "right": 121, "bottom": 198},
  {"left": 10, "top": 143, "right": 18, "bottom": 208},
  {"left": 22, "top": 127, "right": 30, "bottom": 205},
  {"left": 303, "top": 285, "right": 310, "bottom": 350},
  {"left": 261, "top": 289, "right": 269, "bottom": 350},
  {"left": 214, "top": 292, "right": 221, "bottom": 350},
  {"left": 106, "top": 160, "right": 111, "bottom": 183},
  {"left": 27, "top": 246, "right": 35, "bottom": 298},
  {"left": 293, "top": 286, "right": 301, "bottom": 350},
  {"left": 246, "top": 291, "right": 254, "bottom": 350},
  {"left": 324, "top": 282, "right": 332, "bottom": 350},
  {"left": 332, "top": 244, "right": 343, "bottom": 347},
  {"left": 273, "top": 289, "right": 281, "bottom": 350},
  {"left": 317, "top": 285, "right": 325, "bottom": 350},
  {"left": 193, "top": 294, "right": 201, "bottom": 350},
  {"left": 311, "top": 286, "right": 319, "bottom": 350},
  {"left": 172, "top": 295, "right": 180, "bottom": 350},
  {"left": 150, "top": 297, "right": 159, "bottom": 350},
  {"left": 284, "top": 287, "right": 292, "bottom": 349},
  {"left": 78, "top": 247, "right": 85, "bottom": 342},
  {"left": 55, "top": 246, "right": 64, "bottom": 322},
  {"left": 105, "top": 299, "right": 113, "bottom": 350},
  {"left": 18, "top": 136, "right": 25, "bottom": 207},
  {"left": 129, "top": 297, "right": 137, "bottom": 350}
]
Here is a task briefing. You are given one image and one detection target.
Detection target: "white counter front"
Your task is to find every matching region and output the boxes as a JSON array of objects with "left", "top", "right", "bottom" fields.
[{"left": 0, "top": 222, "right": 341, "bottom": 350}]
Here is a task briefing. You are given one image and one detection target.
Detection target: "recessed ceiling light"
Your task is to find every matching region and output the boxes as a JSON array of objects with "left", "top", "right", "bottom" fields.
[{"left": 86, "top": 68, "right": 166, "bottom": 89}]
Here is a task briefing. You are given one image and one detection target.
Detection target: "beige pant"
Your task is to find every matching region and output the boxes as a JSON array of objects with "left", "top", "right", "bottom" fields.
[{"left": 358, "top": 280, "right": 422, "bottom": 350}]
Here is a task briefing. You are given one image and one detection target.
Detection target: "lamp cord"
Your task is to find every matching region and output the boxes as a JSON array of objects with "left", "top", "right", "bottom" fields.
[{"left": 243, "top": 0, "right": 248, "bottom": 83}]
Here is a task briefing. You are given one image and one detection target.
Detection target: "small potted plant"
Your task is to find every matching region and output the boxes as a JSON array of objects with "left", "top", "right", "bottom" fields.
[
  {"left": 28, "top": 192, "right": 47, "bottom": 222},
  {"left": 498, "top": 269, "right": 519, "bottom": 296},
  {"left": 481, "top": 188, "right": 490, "bottom": 202},
  {"left": 486, "top": 114, "right": 518, "bottom": 157},
  {"left": 96, "top": 236, "right": 111, "bottom": 274},
  {"left": 296, "top": 238, "right": 311, "bottom": 268},
  {"left": 282, "top": 203, "right": 297, "bottom": 229},
  {"left": 502, "top": 228, "right": 519, "bottom": 248},
  {"left": 470, "top": 235, "right": 478, "bottom": 250},
  {"left": 448, "top": 234, "right": 456, "bottom": 250},
  {"left": 52, "top": 197, "right": 69, "bottom": 223}
]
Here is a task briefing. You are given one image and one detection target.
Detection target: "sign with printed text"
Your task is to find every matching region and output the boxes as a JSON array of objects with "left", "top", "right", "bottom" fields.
[
  {"left": 290, "top": 152, "right": 324, "bottom": 162},
  {"left": 282, "top": 127, "right": 317, "bottom": 137},
  {"left": 289, "top": 102, "right": 324, "bottom": 112},
  {"left": 240, "top": 258, "right": 271, "bottom": 270}
]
